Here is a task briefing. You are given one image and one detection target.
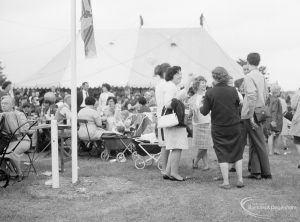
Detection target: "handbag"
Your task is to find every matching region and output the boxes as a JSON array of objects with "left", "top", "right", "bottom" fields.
[
  {"left": 283, "top": 111, "right": 293, "bottom": 121},
  {"left": 254, "top": 106, "right": 270, "bottom": 123},
  {"left": 0, "top": 131, "right": 11, "bottom": 154},
  {"left": 157, "top": 108, "right": 179, "bottom": 128},
  {"left": 0, "top": 116, "right": 11, "bottom": 154}
]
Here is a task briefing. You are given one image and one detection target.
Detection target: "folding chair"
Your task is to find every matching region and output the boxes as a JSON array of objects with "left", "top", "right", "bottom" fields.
[
  {"left": 23, "top": 120, "right": 39, "bottom": 176},
  {"left": 0, "top": 116, "right": 37, "bottom": 187},
  {"left": 77, "top": 119, "right": 103, "bottom": 157}
]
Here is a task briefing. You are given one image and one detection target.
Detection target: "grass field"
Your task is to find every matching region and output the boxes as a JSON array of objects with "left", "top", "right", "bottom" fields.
[{"left": 0, "top": 140, "right": 299, "bottom": 222}]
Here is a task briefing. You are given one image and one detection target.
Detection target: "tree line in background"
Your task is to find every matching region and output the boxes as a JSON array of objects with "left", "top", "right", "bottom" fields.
[
  {"left": 237, "top": 58, "right": 270, "bottom": 80},
  {"left": 0, "top": 61, "right": 7, "bottom": 86}
]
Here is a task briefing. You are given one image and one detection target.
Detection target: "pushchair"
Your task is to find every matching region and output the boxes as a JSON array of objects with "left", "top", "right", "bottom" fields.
[
  {"left": 129, "top": 113, "right": 162, "bottom": 170},
  {"left": 133, "top": 138, "right": 162, "bottom": 170},
  {"left": 100, "top": 133, "right": 135, "bottom": 161},
  {"left": 100, "top": 113, "right": 152, "bottom": 162}
]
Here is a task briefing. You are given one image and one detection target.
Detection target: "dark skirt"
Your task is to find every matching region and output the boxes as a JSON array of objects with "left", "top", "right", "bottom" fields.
[
  {"left": 211, "top": 124, "right": 243, "bottom": 163},
  {"left": 294, "top": 136, "right": 300, "bottom": 145}
]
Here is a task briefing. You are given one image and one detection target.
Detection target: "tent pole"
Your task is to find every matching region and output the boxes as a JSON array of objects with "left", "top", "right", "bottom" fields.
[{"left": 71, "top": 0, "right": 78, "bottom": 183}]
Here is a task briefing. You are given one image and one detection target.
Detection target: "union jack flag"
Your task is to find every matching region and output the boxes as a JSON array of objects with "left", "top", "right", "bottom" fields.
[{"left": 81, "top": 0, "right": 97, "bottom": 58}]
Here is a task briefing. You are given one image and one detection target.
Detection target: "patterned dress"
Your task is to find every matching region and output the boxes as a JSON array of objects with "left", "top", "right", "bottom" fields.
[{"left": 188, "top": 93, "right": 212, "bottom": 149}]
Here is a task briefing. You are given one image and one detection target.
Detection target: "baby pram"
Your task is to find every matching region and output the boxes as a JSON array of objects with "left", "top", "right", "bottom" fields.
[
  {"left": 133, "top": 137, "right": 162, "bottom": 170},
  {"left": 129, "top": 113, "right": 162, "bottom": 170},
  {"left": 100, "top": 133, "right": 135, "bottom": 161},
  {"left": 100, "top": 113, "right": 153, "bottom": 162}
]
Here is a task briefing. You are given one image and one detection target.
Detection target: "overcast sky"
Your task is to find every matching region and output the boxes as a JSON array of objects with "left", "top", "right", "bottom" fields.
[{"left": 0, "top": 0, "right": 299, "bottom": 90}]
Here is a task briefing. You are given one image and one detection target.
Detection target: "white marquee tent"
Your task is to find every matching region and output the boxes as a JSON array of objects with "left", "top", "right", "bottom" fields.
[{"left": 15, "top": 28, "right": 243, "bottom": 88}]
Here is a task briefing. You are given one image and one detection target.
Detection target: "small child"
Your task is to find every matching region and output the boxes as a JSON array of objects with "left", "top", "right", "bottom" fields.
[{"left": 137, "top": 96, "right": 151, "bottom": 113}]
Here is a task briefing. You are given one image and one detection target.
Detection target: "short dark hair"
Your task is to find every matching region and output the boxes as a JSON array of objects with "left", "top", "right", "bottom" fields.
[
  {"left": 106, "top": 96, "right": 117, "bottom": 105},
  {"left": 234, "top": 78, "right": 244, "bottom": 88},
  {"left": 2, "top": 81, "right": 12, "bottom": 90},
  {"left": 82, "top": 82, "right": 88, "bottom": 86},
  {"left": 85, "top": 96, "right": 96, "bottom": 106},
  {"left": 102, "top": 83, "right": 111, "bottom": 91},
  {"left": 22, "top": 102, "right": 31, "bottom": 108},
  {"left": 138, "top": 96, "right": 147, "bottom": 105},
  {"left": 165, "top": 66, "right": 181, "bottom": 82},
  {"left": 154, "top": 63, "right": 171, "bottom": 78},
  {"left": 43, "top": 100, "right": 52, "bottom": 105},
  {"left": 20, "top": 96, "right": 28, "bottom": 101},
  {"left": 211, "top": 67, "right": 230, "bottom": 84},
  {"left": 247, "top": 53, "right": 260, "bottom": 66}
]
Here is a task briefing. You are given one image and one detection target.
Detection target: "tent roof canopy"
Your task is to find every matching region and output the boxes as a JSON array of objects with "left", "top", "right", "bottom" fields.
[{"left": 15, "top": 28, "right": 243, "bottom": 88}]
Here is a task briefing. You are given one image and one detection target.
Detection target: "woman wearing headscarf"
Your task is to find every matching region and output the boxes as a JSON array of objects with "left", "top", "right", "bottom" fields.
[
  {"left": 0, "top": 96, "right": 30, "bottom": 181},
  {"left": 200, "top": 67, "right": 244, "bottom": 189},
  {"left": 162, "top": 66, "right": 193, "bottom": 181},
  {"left": 189, "top": 76, "right": 212, "bottom": 170}
]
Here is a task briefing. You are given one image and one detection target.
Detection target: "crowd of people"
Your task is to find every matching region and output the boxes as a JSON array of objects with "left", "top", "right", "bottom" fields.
[
  {"left": 155, "top": 52, "right": 300, "bottom": 189},
  {"left": 1, "top": 52, "right": 300, "bottom": 188}
]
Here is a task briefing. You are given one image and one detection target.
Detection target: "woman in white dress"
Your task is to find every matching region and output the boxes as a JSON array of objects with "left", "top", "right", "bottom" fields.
[
  {"left": 98, "top": 83, "right": 114, "bottom": 114},
  {"left": 102, "top": 96, "right": 122, "bottom": 131},
  {"left": 162, "top": 66, "right": 193, "bottom": 181},
  {"left": 154, "top": 63, "right": 171, "bottom": 175}
]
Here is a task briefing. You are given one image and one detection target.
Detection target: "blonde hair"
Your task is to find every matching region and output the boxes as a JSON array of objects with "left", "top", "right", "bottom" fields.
[
  {"left": 1, "top": 95, "right": 15, "bottom": 106},
  {"left": 270, "top": 84, "right": 281, "bottom": 95}
]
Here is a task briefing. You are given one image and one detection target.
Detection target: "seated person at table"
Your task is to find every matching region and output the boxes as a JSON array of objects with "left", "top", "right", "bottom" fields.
[
  {"left": 54, "top": 95, "right": 71, "bottom": 123},
  {"left": 137, "top": 96, "right": 151, "bottom": 113},
  {"left": 19, "top": 102, "right": 32, "bottom": 117},
  {"left": 0, "top": 96, "right": 30, "bottom": 181},
  {"left": 102, "top": 96, "right": 122, "bottom": 131},
  {"left": 144, "top": 90, "right": 156, "bottom": 108},
  {"left": 78, "top": 96, "right": 106, "bottom": 140},
  {"left": 39, "top": 100, "right": 56, "bottom": 117}
]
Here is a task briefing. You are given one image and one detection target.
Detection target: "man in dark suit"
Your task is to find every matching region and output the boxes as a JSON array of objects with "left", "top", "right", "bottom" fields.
[{"left": 77, "top": 82, "right": 89, "bottom": 112}]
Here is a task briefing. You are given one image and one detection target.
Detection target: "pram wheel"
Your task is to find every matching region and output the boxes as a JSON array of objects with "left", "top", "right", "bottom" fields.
[
  {"left": 0, "top": 169, "right": 9, "bottom": 188},
  {"left": 157, "top": 161, "right": 163, "bottom": 171},
  {"left": 131, "top": 151, "right": 138, "bottom": 161},
  {"left": 135, "top": 158, "right": 146, "bottom": 169},
  {"left": 100, "top": 149, "right": 110, "bottom": 161},
  {"left": 145, "top": 159, "right": 154, "bottom": 166},
  {"left": 116, "top": 153, "right": 126, "bottom": 162}
]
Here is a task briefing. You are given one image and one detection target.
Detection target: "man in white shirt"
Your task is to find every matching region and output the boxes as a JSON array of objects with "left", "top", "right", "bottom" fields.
[{"left": 241, "top": 52, "right": 272, "bottom": 180}]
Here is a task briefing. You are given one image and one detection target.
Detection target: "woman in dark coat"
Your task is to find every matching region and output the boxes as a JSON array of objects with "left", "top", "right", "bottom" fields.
[{"left": 200, "top": 67, "right": 244, "bottom": 189}]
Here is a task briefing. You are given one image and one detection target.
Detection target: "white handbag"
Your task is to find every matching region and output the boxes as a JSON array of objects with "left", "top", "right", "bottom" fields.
[{"left": 157, "top": 108, "right": 179, "bottom": 128}]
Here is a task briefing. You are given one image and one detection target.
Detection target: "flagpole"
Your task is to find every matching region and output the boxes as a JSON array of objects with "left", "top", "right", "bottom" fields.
[{"left": 71, "top": 0, "right": 78, "bottom": 183}]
